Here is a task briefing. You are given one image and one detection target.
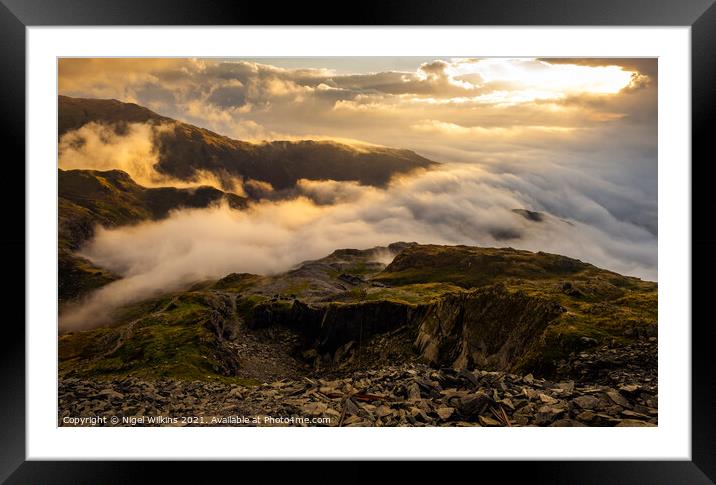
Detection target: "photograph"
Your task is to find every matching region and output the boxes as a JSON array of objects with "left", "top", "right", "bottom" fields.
[{"left": 56, "top": 56, "right": 658, "bottom": 428}]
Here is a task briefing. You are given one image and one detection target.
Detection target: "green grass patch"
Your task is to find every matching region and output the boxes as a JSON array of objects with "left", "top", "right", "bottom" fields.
[
  {"left": 342, "top": 282, "right": 464, "bottom": 304},
  {"left": 59, "top": 292, "right": 244, "bottom": 381}
]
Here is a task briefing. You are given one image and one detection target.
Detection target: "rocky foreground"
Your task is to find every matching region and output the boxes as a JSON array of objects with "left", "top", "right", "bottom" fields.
[{"left": 59, "top": 350, "right": 657, "bottom": 427}]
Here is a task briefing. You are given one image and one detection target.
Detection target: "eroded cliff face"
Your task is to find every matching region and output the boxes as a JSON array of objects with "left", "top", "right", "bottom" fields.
[
  {"left": 242, "top": 285, "right": 563, "bottom": 374},
  {"left": 247, "top": 299, "right": 423, "bottom": 355},
  {"left": 414, "top": 285, "right": 564, "bottom": 371}
]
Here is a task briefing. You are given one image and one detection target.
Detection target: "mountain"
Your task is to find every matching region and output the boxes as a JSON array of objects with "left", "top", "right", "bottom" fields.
[
  {"left": 57, "top": 92, "right": 436, "bottom": 302},
  {"left": 58, "top": 95, "right": 173, "bottom": 136},
  {"left": 58, "top": 95, "right": 438, "bottom": 190},
  {"left": 58, "top": 168, "right": 247, "bottom": 303},
  {"left": 60, "top": 243, "right": 656, "bottom": 380}
]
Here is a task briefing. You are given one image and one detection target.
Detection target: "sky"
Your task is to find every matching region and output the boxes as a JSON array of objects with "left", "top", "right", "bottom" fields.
[{"left": 57, "top": 57, "right": 657, "bottom": 327}]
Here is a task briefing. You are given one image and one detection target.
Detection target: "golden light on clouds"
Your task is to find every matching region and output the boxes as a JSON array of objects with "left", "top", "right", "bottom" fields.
[
  {"left": 444, "top": 58, "right": 637, "bottom": 104},
  {"left": 57, "top": 57, "right": 652, "bottom": 144}
]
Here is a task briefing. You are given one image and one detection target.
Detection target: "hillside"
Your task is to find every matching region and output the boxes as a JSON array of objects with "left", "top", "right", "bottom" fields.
[
  {"left": 372, "top": 245, "right": 656, "bottom": 374},
  {"left": 60, "top": 243, "right": 656, "bottom": 379},
  {"left": 59, "top": 95, "right": 438, "bottom": 190},
  {"left": 58, "top": 168, "right": 247, "bottom": 303}
]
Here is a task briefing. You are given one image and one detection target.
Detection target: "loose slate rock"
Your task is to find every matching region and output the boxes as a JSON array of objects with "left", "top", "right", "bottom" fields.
[
  {"left": 573, "top": 395, "right": 600, "bottom": 410},
  {"left": 58, "top": 352, "right": 657, "bottom": 428},
  {"left": 437, "top": 407, "right": 455, "bottom": 420},
  {"left": 606, "top": 391, "right": 630, "bottom": 407}
]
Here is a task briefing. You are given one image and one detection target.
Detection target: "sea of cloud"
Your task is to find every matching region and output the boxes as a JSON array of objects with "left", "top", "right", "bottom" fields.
[{"left": 59, "top": 161, "right": 657, "bottom": 330}]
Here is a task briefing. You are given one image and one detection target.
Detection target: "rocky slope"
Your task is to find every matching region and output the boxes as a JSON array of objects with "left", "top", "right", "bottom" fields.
[
  {"left": 59, "top": 243, "right": 657, "bottom": 426},
  {"left": 59, "top": 95, "right": 437, "bottom": 190},
  {"left": 414, "top": 285, "right": 565, "bottom": 371},
  {"left": 59, "top": 357, "right": 657, "bottom": 427}
]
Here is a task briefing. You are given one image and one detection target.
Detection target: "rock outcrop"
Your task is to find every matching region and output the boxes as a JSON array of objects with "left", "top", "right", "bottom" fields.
[
  {"left": 415, "top": 285, "right": 564, "bottom": 371},
  {"left": 243, "top": 284, "right": 564, "bottom": 375}
]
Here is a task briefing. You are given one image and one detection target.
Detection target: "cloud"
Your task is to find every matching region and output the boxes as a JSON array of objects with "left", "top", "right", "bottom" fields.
[
  {"left": 57, "top": 57, "right": 658, "bottom": 329},
  {"left": 57, "top": 60, "right": 657, "bottom": 211},
  {"left": 59, "top": 163, "right": 657, "bottom": 330},
  {"left": 57, "top": 58, "right": 655, "bottom": 140},
  {"left": 58, "top": 121, "right": 247, "bottom": 194},
  {"left": 538, "top": 58, "right": 657, "bottom": 84}
]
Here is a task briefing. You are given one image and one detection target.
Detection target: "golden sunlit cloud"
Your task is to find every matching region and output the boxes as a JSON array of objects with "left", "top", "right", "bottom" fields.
[
  {"left": 57, "top": 57, "right": 652, "bottom": 147},
  {"left": 444, "top": 58, "right": 636, "bottom": 104},
  {"left": 411, "top": 120, "right": 576, "bottom": 138}
]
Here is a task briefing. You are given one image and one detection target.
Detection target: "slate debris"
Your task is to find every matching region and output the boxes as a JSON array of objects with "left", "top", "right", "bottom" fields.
[
  {"left": 555, "top": 340, "right": 657, "bottom": 388},
  {"left": 58, "top": 360, "right": 657, "bottom": 427}
]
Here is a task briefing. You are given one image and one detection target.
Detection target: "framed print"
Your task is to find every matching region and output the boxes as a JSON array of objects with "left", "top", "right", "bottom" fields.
[{"left": 3, "top": 0, "right": 716, "bottom": 480}]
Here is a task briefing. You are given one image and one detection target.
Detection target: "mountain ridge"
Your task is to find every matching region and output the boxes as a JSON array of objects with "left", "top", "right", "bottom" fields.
[{"left": 58, "top": 95, "right": 438, "bottom": 190}]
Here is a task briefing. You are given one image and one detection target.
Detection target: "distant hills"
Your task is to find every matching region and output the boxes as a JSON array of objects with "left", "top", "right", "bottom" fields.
[{"left": 59, "top": 95, "right": 437, "bottom": 190}]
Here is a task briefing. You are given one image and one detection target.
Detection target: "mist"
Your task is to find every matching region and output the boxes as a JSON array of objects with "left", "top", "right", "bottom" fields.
[
  {"left": 58, "top": 121, "right": 247, "bottom": 195},
  {"left": 59, "top": 163, "right": 657, "bottom": 330}
]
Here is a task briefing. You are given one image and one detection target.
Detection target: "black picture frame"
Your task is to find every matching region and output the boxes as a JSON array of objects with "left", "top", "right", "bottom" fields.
[{"left": 2, "top": 0, "right": 715, "bottom": 481}]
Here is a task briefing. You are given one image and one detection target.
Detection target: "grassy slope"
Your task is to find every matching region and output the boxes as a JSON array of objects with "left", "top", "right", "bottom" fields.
[
  {"left": 59, "top": 168, "right": 247, "bottom": 237},
  {"left": 59, "top": 292, "right": 256, "bottom": 384}
]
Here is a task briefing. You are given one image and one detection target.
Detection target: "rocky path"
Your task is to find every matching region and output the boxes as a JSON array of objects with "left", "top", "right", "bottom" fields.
[{"left": 59, "top": 359, "right": 657, "bottom": 427}]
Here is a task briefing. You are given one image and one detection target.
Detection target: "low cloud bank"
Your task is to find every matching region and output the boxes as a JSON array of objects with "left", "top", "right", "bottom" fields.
[{"left": 59, "top": 163, "right": 657, "bottom": 330}]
